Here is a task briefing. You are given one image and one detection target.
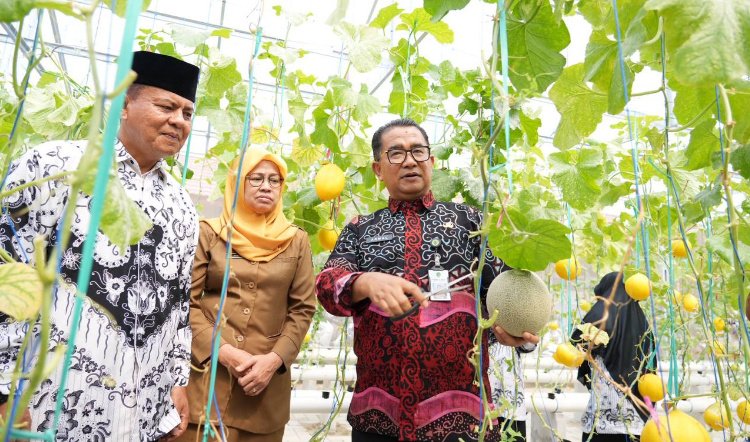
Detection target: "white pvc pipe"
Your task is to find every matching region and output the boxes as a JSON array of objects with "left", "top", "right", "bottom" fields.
[
  {"left": 289, "top": 390, "right": 740, "bottom": 414},
  {"left": 297, "top": 350, "right": 722, "bottom": 375},
  {"left": 291, "top": 365, "right": 716, "bottom": 387}
]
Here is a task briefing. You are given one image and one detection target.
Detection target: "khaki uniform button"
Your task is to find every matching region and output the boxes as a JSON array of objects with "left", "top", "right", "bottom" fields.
[
  {"left": 248, "top": 282, "right": 256, "bottom": 289},
  {"left": 236, "top": 335, "right": 244, "bottom": 342},
  {"left": 243, "top": 308, "right": 250, "bottom": 315}
]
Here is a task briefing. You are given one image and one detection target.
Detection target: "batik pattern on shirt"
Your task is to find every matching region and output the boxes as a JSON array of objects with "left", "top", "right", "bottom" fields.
[
  {"left": 0, "top": 140, "right": 198, "bottom": 441},
  {"left": 488, "top": 343, "right": 526, "bottom": 421},
  {"left": 581, "top": 356, "right": 645, "bottom": 436},
  {"left": 316, "top": 192, "right": 508, "bottom": 441}
]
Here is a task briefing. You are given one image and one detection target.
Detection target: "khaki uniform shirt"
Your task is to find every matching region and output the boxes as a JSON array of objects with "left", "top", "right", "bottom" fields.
[{"left": 186, "top": 221, "right": 315, "bottom": 433}]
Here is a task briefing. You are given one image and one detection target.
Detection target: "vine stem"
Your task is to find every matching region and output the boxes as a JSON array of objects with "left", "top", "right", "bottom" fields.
[
  {"left": 717, "top": 83, "right": 748, "bottom": 439},
  {"left": 1, "top": 3, "right": 106, "bottom": 438},
  {"left": 0, "top": 171, "right": 72, "bottom": 200},
  {"left": 11, "top": 16, "right": 25, "bottom": 98},
  {"left": 666, "top": 101, "right": 715, "bottom": 133}
]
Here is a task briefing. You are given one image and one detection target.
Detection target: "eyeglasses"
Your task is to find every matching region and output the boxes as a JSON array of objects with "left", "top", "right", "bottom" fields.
[
  {"left": 384, "top": 146, "right": 431, "bottom": 164},
  {"left": 245, "top": 174, "right": 284, "bottom": 188}
]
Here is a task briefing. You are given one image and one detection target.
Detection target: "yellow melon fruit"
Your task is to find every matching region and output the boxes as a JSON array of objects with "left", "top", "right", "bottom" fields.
[
  {"left": 554, "top": 257, "right": 581, "bottom": 280},
  {"left": 552, "top": 343, "right": 584, "bottom": 368},
  {"left": 671, "top": 240, "right": 688, "bottom": 258},
  {"left": 580, "top": 300, "right": 592, "bottom": 312},
  {"left": 703, "top": 402, "right": 729, "bottom": 431},
  {"left": 318, "top": 221, "right": 339, "bottom": 251},
  {"left": 638, "top": 373, "right": 665, "bottom": 402},
  {"left": 641, "top": 409, "right": 711, "bottom": 442},
  {"left": 625, "top": 273, "right": 651, "bottom": 301},
  {"left": 681, "top": 294, "right": 700, "bottom": 313},
  {"left": 737, "top": 400, "right": 750, "bottom": 424},
  {"left": 315, "top": 163, "right": 345, "bottom": 201},
  {"left": 713, "top": 317, "right": 725, "bottom": 333}
]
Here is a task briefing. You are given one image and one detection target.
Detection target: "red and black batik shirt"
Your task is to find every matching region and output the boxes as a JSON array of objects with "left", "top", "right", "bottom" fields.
[{"left": 316, "top": 192, "right": 508, "bottom": 441}]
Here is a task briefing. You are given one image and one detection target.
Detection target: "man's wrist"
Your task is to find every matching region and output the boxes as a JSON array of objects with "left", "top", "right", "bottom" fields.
[{"left": 350, "top": 273, "right": 368, "bottom": 303}]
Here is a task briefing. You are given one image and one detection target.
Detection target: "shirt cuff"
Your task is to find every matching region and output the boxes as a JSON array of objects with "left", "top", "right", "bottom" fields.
[{"left": 336, "top": 272, "right": 370, "bottom": 312}]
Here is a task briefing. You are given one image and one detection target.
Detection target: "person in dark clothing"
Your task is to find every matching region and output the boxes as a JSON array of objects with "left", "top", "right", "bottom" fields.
[{"left": 571, "top": 272, "right": 656, "bottom": 442}]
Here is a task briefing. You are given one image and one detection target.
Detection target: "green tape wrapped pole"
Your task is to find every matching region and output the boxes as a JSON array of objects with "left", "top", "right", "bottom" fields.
[
  {"left": 50, "top": 0, "right": 142, "bottom": 440},
  {"left": 201, "top": 28, "right": 264, "bottom": 442}
]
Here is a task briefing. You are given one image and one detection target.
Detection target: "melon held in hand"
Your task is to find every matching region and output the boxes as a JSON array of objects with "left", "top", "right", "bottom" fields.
[{"left": 487, "top": 269, "right": 552, "bottom": 337}]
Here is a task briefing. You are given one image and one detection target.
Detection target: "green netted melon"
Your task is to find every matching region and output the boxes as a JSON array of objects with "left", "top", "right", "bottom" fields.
[{"left": 487, "top": 269, "right": 552, "bottom": 337}]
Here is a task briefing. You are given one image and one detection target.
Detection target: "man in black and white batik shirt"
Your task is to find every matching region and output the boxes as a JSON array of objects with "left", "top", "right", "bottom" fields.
[{"left": 0, "top": 51, "right": 200, "bottom": 441}]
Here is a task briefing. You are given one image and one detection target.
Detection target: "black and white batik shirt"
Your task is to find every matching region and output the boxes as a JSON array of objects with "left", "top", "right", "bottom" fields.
[{"left": 0, "top": 140, "right": 198, "bottom": 441}]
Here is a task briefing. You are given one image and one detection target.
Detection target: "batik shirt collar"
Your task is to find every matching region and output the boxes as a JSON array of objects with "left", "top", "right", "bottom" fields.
[
  {"left": 387, "top": 191, "right": 436, "bottom": 214},
  {"left": 115, "top": 139, "right": 167, "bottom": 176}
]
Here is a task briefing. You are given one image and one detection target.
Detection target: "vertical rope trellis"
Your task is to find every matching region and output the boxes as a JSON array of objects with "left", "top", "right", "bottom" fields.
[
  {"left": 5, "top": 0, "right": 145, "bottom": 440},
  {"left": 200, "top": 27, "right": 264, "bottom": 442}
]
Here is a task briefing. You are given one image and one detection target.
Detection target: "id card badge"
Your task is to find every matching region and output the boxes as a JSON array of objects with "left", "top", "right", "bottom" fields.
[{"left": 428, "top": 269, "right": 451, "bottom": 301}]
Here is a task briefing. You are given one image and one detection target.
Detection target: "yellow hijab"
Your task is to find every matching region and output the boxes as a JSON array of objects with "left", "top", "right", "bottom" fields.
[{"left": 206, "top": 149, "right": 296, "bottom": 262}]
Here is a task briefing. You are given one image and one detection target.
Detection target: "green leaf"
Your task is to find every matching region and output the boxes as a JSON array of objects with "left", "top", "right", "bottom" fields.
[
  {"left": 202, "top": 50, "right": 242, "bottom": 98},
  {"left": 370, "top": 3, "right": 404, "bottom": 29},
  {"left": 353, "top": 84, "right": 381, "bottom": 124},
  {"left": 434, "top": 61, "right": 467, "bottom": 98},
  {"left": 0, "top": 0, "right": 35, "bottom": 22},
  {"left": 578, "top": 0, "right": 611, "bottom": 30},
  {"left": 326, "top": 0, "right": 349, "bottom": 25},
  {"left": 644, "top": 0, "right": 750, "bottom": 85},
  {"left": 731, "top": 144, "right": 750, "bottom": 179},
  {"left": 584, "top": 31, "right": 617, "bottom": 83},
  {"left": 516, "top": 185, "right": 562, "bottom": 221},
  {"left": 388, "top": 70, "right": 429, "bottom": 122},
  {"left": 396, "top": 8, "right": 454, "bottom": 43},
  {"left": 584, "top": 31, "right": 634, "bottom": 114},
  {"left": 200, "top": 83, "right": 247, "bottom": 136},
  {"left": 549, "top": 64, "right": 608, "bottom": 149},
  {"left": 212, "top": 28, "right": 232, "bottom": 39},
  {"left": 519, "top": 111, "right": 541, "bottom": 146},
  {"left": 693, "top": 181, "right": 723, "bottom": 213},
  {"left": 459, "top": 168, "right": 484, "bottom": 207},
  {"left": 433, "top": 144, "right": 452, "bottom": 161},
  {"left": 685, "top": 120, "right": 720, "bottom": 170},
  {"left": 646, "top": 126, "right": 665, "bottom": 151},
  {"left": 78, "top": 144, "right": 154, "bottom": 254},
  {"left": 311, "top": 95, "right": 340, "bottom": 152},
  {"left": 104, "top": 0, "right": 151, "bottom": 17},
  {"left": 669, "top": 166, "right": 704, "bottom": 200},
  {"left": 423, "top": 0, "right": 470, "bottom": 20},
  {"left": 171, "top": 26, "right": 213, "bottom": 47},
  {"left": 706, "top": 235, "right": 750, "bottom": 269},
  {"left": 671, "top": 84, "right": 750, "bottom": 144},
  {"left": 291, "top": 137, "right": 324, "bottom": 168},
  {"left": 489, "top": 209, "right": 571, "bottom": 271},
  {"left": 98, "top": 179, "right": 153, "bottom": 253},
  {"left": 335, "top": 23, "right": 390, "bottom": 73},
  {"left": 206, "top": 133, "right": 237, "bottom": 158},
  {"left": 431, "top": 169, "right": 459, "bottom": 201},
  {"left": 727, "top": 91, "right": 750, "bottom": 145},
  {"left": 0, "top": 263, "right": 43, "bottom": 320},
  {"left": 346, "top": 136, "right": 373, "bottom": 168},
  {"left": 548, "top": 147, "right": 604, "bottom": 210},
  {"left": 598, "top": 181, "right": 631, "bottom": 206},
  {"left": 506, "top": 1, "right": 570, "bottom": 92},
  {"left": 670, "top": 86, "right": 714, "bottom": 129}
]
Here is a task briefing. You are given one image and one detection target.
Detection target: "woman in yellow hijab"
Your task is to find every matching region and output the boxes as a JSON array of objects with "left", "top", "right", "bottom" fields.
[{"left": 178, "top": 149, "right": 316, "bottom": 442}]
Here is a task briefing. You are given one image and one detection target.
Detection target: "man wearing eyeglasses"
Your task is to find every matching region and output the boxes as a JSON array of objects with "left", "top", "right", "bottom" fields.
[{"left": 316, "top": 118, "right": 538, "bottom": 442}]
